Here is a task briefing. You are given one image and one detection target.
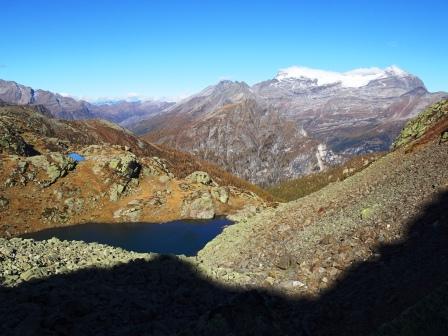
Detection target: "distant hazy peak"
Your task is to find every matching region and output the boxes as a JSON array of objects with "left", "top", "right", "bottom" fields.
[{"left": 275, "top": 65, "right": 410, "bottom": 88}]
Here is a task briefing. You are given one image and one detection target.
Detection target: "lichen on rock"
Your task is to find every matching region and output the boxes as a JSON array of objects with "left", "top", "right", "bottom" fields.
[
  {"left": 181, "top": 191, "right": 215, "bottom": 219},
  {"left": 185, "top": 171, "right": 217, "bottom": 186},
  {"left": 108, "top": 153, "right": 141, "bottom": 179},
  {"left": 25, "top": 153, "right": 77, "bottom": 187},
  {"left": 211, "top": 187, "right": 229, "bottom": 204},
  {"left": 392, "top": 99, "right": 448, "bottom": 149}
]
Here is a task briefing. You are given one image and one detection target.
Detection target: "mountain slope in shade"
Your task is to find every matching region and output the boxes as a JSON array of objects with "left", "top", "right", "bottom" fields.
[{"left": 137, "top": 66, "right": 447, "bottom": 185}]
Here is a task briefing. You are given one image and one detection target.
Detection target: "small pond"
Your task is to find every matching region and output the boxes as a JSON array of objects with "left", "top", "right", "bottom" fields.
[
  {"left": 21, "top": 218, "right": 232, "bottom": 256},
  {"left": 68, "top": 153, "right": 85, "bottom": 162}
]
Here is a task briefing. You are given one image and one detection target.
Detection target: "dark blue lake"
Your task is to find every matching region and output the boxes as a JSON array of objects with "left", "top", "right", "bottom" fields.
[{"left": 22, "top": 218, "right": 232, "bottom": 256}]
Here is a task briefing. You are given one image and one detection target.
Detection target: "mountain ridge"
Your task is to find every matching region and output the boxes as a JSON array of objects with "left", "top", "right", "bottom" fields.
[
  {"left": 0, "top": 79, "right": 174, "bottom": 125},
  {"left": 1, "top": 66, "right": 446, "bottom": 185},
  {"left": 136, "top": 66, "right": 446, "bottom": 184}
]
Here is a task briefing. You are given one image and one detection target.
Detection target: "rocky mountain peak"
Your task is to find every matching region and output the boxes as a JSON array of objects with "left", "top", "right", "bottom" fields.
[{"left": 201, "top": 80, "right": 252, "bottom": 97}]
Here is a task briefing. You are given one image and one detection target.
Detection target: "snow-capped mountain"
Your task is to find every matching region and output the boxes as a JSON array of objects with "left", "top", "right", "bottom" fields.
[
  {"left": 135, "top": 66, "right": 447, "bottom": 185},
  {"left": 275, "top": 65, "right": 410, "bottom": 87}
]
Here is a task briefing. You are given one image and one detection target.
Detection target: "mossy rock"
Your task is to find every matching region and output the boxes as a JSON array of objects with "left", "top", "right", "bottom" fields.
[
  {"left": 185, "top": 171, "right": 216, "bottom": 186},
  {"left": 392, "top": 99, "right": 448, "bottom": 149},
  {"left": 108, "top": 153, "right": 141, "bottom": 178},
  {"left": 360, "top": 204, "right": 380, "bottom": 220}
]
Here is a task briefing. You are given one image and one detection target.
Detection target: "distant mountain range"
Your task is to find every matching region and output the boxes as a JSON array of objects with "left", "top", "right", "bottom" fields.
[
  {"left": 0, "top": 79, "right": 173, "bottom": 125},
  {"left": 1, "top": 66, "right": 446, "bottom": 185}
]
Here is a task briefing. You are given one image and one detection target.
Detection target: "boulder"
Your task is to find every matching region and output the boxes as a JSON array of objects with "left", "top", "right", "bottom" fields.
[
  {"left": 181, "top": 191, "right": 215, "bottom": 219},
  {"left": 41, "top": 207, "right": 69, "bottom": 223},
  {"left": 64, "top": 198, "right": 84, "bottom": 215},
  {"left": 211, "top": 187, "right": 229, "bottom": 204},
  {"left": 275, "top": 254, "right": 294, "bottom": 270},
  {"left": 440, "top": 130, "right": 448, "bottom": 143},
  {"left": 141, "top": 157, "right": 172, "bottom": 177},
  {"left": 113, "top": 207, "right": 142, "bottom": 222},
  {"left": 185, "top": 171, "right": 216, "bottom": 186},
  {"left": 20, "top": 267, "right": 49, "bottom": 282},
  {"left": 360, "top": 205, "right": 380, "bottom": 220},
  {"left": 279, "top": 279, "right": 306, "bottom": 290},
  {"left": 108, "top": 153, "right": 140, "bottom": 178},
  {"left": 27, "top": 153, "right": 77, "bottom": 187},
  {"left": 0, "top": 196, "right": 9, "bottom": 208},
  {"left": 227, "top": 204, "right": 261, "bottom": 221},
  {"left": 158, "top": 175, "right": 171, "bottom": 184},
  {"left": 109, "top": 183, "right": 125, "bottom": 202},
  {"left": 0, "top": 121, "right": 37, "bottom": 156},
  {"left": 148, "top": 196, "right": 165, "bottom": 206}
]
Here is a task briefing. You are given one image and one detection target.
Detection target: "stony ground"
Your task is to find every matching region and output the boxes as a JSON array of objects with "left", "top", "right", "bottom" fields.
[
  {"left": 0, "top": 237, "right": 294, "bottom": 335},
  {"left": 198, "top": 135, "right": 448, "bottom": 334},
  {"left": 199, "top": 138, "right": 448, "bottom": 289}
]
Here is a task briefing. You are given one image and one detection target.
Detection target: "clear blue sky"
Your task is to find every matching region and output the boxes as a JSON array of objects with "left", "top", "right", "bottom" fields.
[{"left": 1, "top": 0, "right": 447, "bottom": 101}]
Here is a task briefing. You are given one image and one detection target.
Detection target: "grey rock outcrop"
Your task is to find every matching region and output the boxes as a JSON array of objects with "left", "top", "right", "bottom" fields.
[
  {"left": 27, "top": 153, "right": 77, "bottom": 187},
  {"left": 211, "top": 187, "right": 229, "bottom": 204},
  {"left": 3, "top": 153, "right": 77, "bottom": 188},
  {"left": 0, "top": 119, "right": 39, "bottom": 156},
  {"left": 108, "top": 153, "right": 141, "bottom": 179},
  {"left": 181, "top": 191, "right": 215, "bottom": 219},
  {"left": 185, "top": 171, "right": 216, "bottom": 186}
]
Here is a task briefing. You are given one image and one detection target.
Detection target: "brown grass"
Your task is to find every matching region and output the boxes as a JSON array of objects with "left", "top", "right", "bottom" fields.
[{"left": 267, "top": 153, "right": 384, "bottom": 202}]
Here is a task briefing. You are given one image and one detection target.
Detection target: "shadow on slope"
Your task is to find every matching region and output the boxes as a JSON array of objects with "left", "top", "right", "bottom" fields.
[{"left": 1, "top": 191, "right": 447, "bottom": 335}]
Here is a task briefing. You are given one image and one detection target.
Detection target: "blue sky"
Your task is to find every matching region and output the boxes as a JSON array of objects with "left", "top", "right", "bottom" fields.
[{"left": 1, "top": 0, "right": 447, "bottom": 101}]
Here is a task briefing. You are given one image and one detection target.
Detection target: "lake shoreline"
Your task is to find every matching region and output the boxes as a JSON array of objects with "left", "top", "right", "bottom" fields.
[{"left": 20, "top": 217, "right": 234, "bottom": 256}]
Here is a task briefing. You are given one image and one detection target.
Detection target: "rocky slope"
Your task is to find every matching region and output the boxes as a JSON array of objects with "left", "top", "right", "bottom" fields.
[
  {"left": 1, "top": 99, "right": 447, "bottom": 335},
  {"left": 0, "top": 103, "right": 268, "bottom": 236},
  {"left": 196, "top": 99, "right": 448, "bottom": 333},
  {"left": 138, "top": 66, "right": 446, "bottom": 185},
  {"left": 146, "top": 98, "right": 320, "bottom": 184}
]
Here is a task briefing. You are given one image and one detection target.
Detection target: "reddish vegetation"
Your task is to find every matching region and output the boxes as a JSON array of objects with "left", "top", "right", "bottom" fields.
[
  {"left": 2, "top": 103, "right": 272, "bottom": 201},
  {"left": 0, "top": 104, "right": 270, "bottom": 236}
]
